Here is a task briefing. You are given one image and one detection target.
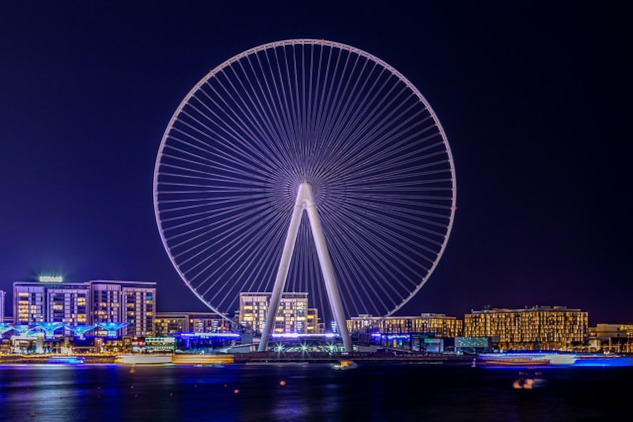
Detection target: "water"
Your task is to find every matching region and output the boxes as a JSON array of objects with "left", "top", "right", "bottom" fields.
[{"left": 0, "top": 362, "right": 629, "bottom": 421}]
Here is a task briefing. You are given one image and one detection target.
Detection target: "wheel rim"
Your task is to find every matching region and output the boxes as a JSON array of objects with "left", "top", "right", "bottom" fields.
[{"left": 154, "top": 39, "right": 456, "bottom": 323}]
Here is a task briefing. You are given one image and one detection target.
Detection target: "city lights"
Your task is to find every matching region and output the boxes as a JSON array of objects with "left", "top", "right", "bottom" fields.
[{"left": 38, "top": 275, "right": 63, "bottom": 282}]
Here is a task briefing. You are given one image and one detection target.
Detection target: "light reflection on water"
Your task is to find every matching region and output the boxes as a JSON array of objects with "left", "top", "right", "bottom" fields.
[{"left": 0, "top": 363, "right": 630, "bottom": 421}]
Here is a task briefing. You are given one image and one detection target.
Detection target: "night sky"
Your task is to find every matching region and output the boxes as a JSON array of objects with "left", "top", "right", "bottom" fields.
[{"left": 1, "top": 2, "right": 631, "bottom": 323}]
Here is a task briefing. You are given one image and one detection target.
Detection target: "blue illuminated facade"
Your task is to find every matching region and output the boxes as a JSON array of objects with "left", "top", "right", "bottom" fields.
[
  {"left": 33, "top": 322, "right": 66, "bottom": 339},
  {"left": 96, "top": 322, "right": 130, "bottom": 338},
  {"left": 11, "top": 279, "right": 156, "bottom": 339},
  {"left": 67, "top": 325, "right": 96, "bottom": 340},
  {"left": 0, "top": 322, "right": 13, "bottom": 335}
]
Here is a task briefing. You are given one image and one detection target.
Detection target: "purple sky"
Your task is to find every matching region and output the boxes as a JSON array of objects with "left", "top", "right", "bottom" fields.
[{"left": 0, "top": 2, "right": 631, "bottom": 324}]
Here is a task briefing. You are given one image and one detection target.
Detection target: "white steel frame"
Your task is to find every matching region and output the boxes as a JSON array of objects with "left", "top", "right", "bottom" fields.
[
  {"left": 258, "top": 182, "right": 352, "bottom": 352},
  {"left": 153, "top": 39, "right": 457, "bottom": 350}
]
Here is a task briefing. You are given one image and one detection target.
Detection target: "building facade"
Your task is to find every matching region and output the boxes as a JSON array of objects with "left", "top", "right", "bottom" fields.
[
  {"left": 12, "top": 279, "right": 156, "bottom": 338},
  {"left": 13, "top": 283, "right": 46, "bottom": 324},
  {"left": 188, "top": 312, "right": 232, "bottom": 333},
  {"left": 238, "top": 292, "right": 319, "bottom": 334},
  {"left": 45, "top": 283, "right": 90, "bottom": 325},
  {"left": 588, "top": 323, "right": 633, "bottom": 354},
  {"left": 155, "top": 312, "right": 188, "bottom": 337},
  {"left": 464, "top": 305, "right": 588, "bottom": 350},
  {"left": 347, "top": 313, "right": 463, "bottom": 337},
  {"left": 154, "top": 312, "right": 233, "bottom": 336},
  {"left": 121, "top": 284, "right": 156, "bottom": 337}
]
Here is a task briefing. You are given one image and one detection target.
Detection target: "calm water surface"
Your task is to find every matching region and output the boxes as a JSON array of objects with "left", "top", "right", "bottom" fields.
[{"left": 0, "top": 362, "right": 629, "bottom": 421}]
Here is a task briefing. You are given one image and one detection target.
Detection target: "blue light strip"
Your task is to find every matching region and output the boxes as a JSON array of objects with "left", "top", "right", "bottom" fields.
[
  {"left": 271, "top": 333, "right": 338, "bottom": 339},
  {"left": 172, "top": 332, "right": 240, "bottom": 339}
]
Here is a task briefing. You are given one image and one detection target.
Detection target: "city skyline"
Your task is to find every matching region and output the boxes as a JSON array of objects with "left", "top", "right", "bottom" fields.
[
  {"left": 0, "top": 277, "right": 623, "bottom": 330},
  {"left": 1, "top": 3, "right": 631, "bottom": 323}
]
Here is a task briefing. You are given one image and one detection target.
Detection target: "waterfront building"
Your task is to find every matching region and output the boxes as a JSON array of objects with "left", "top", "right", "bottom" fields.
[
  {"left": 45, "top": 283, "right": 89, "bottom": 325},
  {"left": 154, "top": 312, "right": 233, "bottom": 336},
  {"left": 90, "top": 281, "right": 122, "bottom": 325},
  {"left": 588, "top": 323, "right": 633, "bottom": 354},
  {"left": 13, "top": 283, "right": 45, "bottom": 324},
  {"left": 14, "top": 280, "right": 90, "bottom": 328},
  {"left": 122, "top": 284, "right": 155, "bottom": 337},
  {"left": 188, "top": 312, "right": 233, "bottom": 333},
  {"left": 155, "top": 312, "right": 188, "bottom": 337},
  {"left": 347, "top": 313, "right": 463, "bottom": 337},
  {"left": 11, "top": 279, "right": 156, "bottom": 338},
  {"left": 464, "top": 305, "right": 588, "bottom": 351},
  {"left": 238, "top": 292, "right": 319, "bottom": 334},
  {"left": 90, "top": 281, "right": 156, "bottom": 337}
]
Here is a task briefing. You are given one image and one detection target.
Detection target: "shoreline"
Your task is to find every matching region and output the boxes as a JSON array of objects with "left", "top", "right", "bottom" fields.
[{"left": 0, "top": 352, "right": 474, "bottom": 365}]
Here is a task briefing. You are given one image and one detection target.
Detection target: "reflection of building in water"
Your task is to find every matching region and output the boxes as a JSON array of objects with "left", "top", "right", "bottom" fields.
[{"left": 464, "top": 305, "right": 588, "bottom": 351}]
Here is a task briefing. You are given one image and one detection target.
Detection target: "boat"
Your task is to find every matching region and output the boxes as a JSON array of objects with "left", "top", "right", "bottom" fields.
[
  {"left": 477, "top": 352, "right": 576, "bottom": 367},
  {"left": 480, "top": 357, "right": 549, "bottom": 366},
  {"left": 115, "top": 354, "right": 172, "bottom": 365},
  {"left": 46, "top": 356, "right": 85, "bottom": 364},
  {"left": 171, "top": 354, "right": 234, "bottom": 365},
  {"left": 331, "top": 360, "right": 358, "bottom": 370}
]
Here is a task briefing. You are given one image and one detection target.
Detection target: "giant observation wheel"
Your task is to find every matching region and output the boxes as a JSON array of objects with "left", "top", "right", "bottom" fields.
[{"left": 153, "top": 39, "right": 456, "bottom": 348}]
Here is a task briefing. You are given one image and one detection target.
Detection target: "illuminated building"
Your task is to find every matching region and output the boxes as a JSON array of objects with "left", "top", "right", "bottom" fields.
[
  {"left": 188, "top": 312, "right": 232, "bottom": 333},
  {"left": 14, "top": 280, "right": 89, "bottom": 331},
  {"left": 347, "top": 313, "right": 463, "bottom": 337},
  {"left": 89, "top": 280, "right": 156, "bottom": 337},
  {"left": 142, "top": 337, "right": 176, "bottom": 353},
  {"left": 155, "top": 312, "right": 188, "bottom": 337},
  {"left": 12, "top": 279, "right": 156, "bottom": 338},
  {"left": 44, "top": 283, "right": 89, "bottom": 337},
  {"left": 238, "top": 292, "right": 319, "bottom": 334},
  {"left": 13, "top": 283, "right": 45, "bottom": 324},
  {"left": 464, "top": 305, "right": 588, "bottom": 351},
  {"left": 154, "top": 312, "right": 233, "bottom": 336},
  {"left": 122, "top": 285, "right": 155, "bottom": 337},
  {"left": 588, "top": 324, "right": 633, "bottom": 354}
]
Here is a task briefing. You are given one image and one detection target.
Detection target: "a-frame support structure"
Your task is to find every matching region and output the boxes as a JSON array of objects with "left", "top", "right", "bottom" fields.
[{"left": 258, "top": 182, "right": 353, "bottom": 352}]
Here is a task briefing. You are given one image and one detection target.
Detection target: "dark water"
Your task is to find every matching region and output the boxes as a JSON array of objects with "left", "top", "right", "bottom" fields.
[{"left": 0, "top": 362, "right": 629, "bottom": 421}]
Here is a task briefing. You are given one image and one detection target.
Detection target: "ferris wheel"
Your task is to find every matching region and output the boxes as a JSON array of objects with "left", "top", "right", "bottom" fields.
[{"left": 153, "top": 39, "right": 456, "bottom": 351}]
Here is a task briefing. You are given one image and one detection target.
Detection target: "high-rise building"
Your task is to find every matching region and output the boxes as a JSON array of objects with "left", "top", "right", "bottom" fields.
[
  {"left": 45, "top": 283, "right": 90, "bottom": 325},
  {"left": 122, "top": 285, "right": 155, "bottom": 337},
  {"left": 238, "top": 292, "right": 319, "bottom": 334},
  {"left": 89, "top": 281, "right": 156, "bottom": 337},
  {"left": 90, "top": 281, "right": 122, "bottom": 325},
  {"left": 12, "top": 279, "right": 156, "bottom": 338},
  {"left": 13, "top": 283, "right": 46, "bottom": 324},
  {"left": 347, "top": 313, "right": 463, "bottom": 337},
  {"left": 464, "top": 305, "right": 588, "bottom": 351}
]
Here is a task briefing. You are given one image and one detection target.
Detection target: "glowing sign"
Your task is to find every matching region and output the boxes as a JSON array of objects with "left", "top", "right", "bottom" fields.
[{"left": 39, "top": 276, "right": 63, "bottom": 282}]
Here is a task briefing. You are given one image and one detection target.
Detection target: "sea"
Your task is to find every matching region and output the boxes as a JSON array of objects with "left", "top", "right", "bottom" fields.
[{"left": 0, "top": 362, "right": 629, "bottom": 421}]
